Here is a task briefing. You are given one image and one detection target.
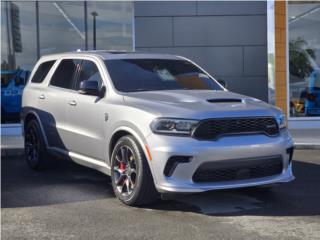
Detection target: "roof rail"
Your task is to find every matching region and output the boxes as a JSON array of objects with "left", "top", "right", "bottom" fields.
[{"left": 72, "top": 49, "right": 134, "bottom": 54}]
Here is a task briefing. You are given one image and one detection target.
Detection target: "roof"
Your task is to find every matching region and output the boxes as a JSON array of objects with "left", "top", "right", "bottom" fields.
[{"left": 39, "top": 50, "right": 183, "bottom": 61}]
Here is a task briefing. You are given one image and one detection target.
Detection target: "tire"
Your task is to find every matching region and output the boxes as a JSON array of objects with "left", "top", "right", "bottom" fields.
[
  {"left": 111, "top": 135, "right": 159, "bottom": 206},
  {"left": 24, "top": 119, "right": 50, "bottom": 170}
]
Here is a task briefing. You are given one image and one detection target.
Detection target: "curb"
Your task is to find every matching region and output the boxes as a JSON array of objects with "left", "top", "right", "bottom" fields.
[
  {"left": 294, "top": 144, "right": 320, "bottom": 150},
  {"left": 1, "top": 148, "right": 25, "bottom": 157}
]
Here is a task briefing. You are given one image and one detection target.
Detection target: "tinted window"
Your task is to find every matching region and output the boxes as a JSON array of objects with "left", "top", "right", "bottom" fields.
[
  {"left": 75, "top": 60, "right": 103, "bottom": 90},
  {"left": 31, "top": 60, "right": 55, "bottom": 83},
  {"left": 105, "top": 59, "right": 222, "bottom": 92},
  {"left": 50, "top": 59, "right": 80, "bottom": 89}
]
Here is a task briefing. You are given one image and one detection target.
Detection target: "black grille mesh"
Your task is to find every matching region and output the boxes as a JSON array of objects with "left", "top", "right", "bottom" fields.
[
  {"left": 192, "top": 117, "right": 279, "bottom": 140},
  {"left": 192, "top": 156, "right": 283, "bottom": 183}
]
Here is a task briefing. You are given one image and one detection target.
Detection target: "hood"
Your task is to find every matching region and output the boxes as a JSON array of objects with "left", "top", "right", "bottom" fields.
[{"left": 123, "top": 90, "right": 281, "bottom": 119}]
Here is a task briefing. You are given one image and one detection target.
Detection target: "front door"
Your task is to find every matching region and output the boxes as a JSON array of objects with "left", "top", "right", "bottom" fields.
[{"left": 64, "top": 60, "right": 106, "bottom": 160}]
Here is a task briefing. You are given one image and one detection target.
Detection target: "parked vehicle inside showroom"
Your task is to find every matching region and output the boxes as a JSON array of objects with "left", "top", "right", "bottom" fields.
[
  {"left": 304, "top": 69, "right": 320, "bottom": 116},
  {"left": 22, "top": 51, "right": 294, "bottom": 206},
  {"left": 1, "top": 69, "right": 30, "bottom": 123},
  {"left": 289, "top": 44, "right": 320, "bottom": 116}
]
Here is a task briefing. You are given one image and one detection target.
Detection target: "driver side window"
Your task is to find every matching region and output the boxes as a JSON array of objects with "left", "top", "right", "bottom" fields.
[{"left": 75, "top": 60, "right": 103, "bottom": 90}]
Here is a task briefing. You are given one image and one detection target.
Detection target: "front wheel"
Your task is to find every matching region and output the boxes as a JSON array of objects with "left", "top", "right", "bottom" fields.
[{"left": 111, "top": 135, "right": 159, "bottom": 206}]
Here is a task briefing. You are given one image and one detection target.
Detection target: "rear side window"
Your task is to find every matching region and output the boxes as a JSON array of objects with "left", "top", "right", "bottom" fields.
[
  {"left": 50, "top": 59, "right": 80, "bottom": 89},
  {"left": 31, "top": 60, "right": 55, "bottom": 83}
]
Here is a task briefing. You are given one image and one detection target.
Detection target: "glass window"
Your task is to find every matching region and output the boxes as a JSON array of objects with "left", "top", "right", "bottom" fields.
[
  {"left": 105, "top": 59, "right": 223, "bottom": 92},
  {"left": 39, "top": 2, "right": 85, "bottom": 55},
  {"left": 50, "top": 59, "right": 80, "bottom": 89},
  {"left": 87, "top": 2, "right": 133, "bottom": 51},
  {"left": 1, "top": 1, "right": 37, "bottom": 123},
  {"left": 288, "top": 2, "right": 320, "bottom": 117},
  {"left": 75, "top": 60, "right": 103, "bottom": 90},
  {"left": 1, "top": 1, "right": 133, "bottom": 124},
  {"left": 31, "top": 60, "right": 56, "bottom": 83}
]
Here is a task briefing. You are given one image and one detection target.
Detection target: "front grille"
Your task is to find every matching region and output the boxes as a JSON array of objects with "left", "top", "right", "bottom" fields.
[
  {"left": 192, "top": 117, "right": 279, "bottom": 140},
  {"left": 192, "top": 156, "right": 283, "bottom": 183}
]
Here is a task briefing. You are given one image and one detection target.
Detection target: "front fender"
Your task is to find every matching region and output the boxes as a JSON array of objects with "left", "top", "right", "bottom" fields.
[{"left": 108, "top": 122, "right": 157, "bottom": 182}]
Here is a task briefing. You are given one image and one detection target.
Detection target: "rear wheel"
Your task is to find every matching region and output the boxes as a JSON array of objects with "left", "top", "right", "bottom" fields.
[
  {"left": 24, "top": 119, "right": 50, "bottom": 170},
  {"left": 111, "top": 135, "right": 159, "bottom": 206}
]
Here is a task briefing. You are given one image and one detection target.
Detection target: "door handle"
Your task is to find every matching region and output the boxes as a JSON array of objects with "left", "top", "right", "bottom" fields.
[
  {"left": 38, "top": 94, "right": 45, "bottom": 100},
  {"left": 68, "top": 100, "right": 77, "bottom": 106}
]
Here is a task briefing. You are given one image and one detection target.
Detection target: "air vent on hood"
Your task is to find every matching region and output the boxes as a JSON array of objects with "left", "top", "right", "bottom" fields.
[{"left": 207, "top": 98, "right": 242, "bottom": 103}]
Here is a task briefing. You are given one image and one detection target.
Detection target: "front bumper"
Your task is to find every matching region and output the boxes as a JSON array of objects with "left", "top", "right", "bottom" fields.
[{"left": 146, "top": 130, "right": 295, "bottom": 193}]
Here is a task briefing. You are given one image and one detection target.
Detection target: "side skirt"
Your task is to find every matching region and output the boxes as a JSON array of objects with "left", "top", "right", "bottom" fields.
[{"left": 47, "top": 147, "right": 111, "bottom": 175}]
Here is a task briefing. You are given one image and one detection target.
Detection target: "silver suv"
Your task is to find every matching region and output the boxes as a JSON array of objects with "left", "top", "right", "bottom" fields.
[{"left": 22, "top": 51, "right": 294, "bottom": 206}]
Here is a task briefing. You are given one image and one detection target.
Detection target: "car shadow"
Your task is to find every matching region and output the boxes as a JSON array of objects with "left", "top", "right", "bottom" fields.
[
  {"left": 2, "top": 153, "right": 320, "bottom": 217},
  {"left": 1, "top": 155, "right": 114, "bottom": 208}
]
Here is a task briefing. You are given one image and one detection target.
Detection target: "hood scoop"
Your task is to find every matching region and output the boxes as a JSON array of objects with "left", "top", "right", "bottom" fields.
[{"left": 207, "top": 98, "right": 243, "bottom": 103}]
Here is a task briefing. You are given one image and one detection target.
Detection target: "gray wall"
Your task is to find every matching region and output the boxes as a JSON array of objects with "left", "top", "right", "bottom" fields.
[{"left": 134, "top": 1, "right": 268, "bottom": 101}]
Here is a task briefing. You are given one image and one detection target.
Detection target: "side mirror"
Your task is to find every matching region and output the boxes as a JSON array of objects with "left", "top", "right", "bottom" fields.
[
  {"left": 79, "top": 80, "right": 99, "bottom": 96},
  {"left": 218, "top": 79, "right": 227, "bottom": 88}
]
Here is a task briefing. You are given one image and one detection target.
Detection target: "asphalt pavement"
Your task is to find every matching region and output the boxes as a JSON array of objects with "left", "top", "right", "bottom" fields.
[{"left": 1, "top": 150, "right": 320, "bottom": 240}]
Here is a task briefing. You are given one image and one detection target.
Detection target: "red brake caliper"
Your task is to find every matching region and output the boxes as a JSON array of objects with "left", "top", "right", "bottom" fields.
[
  {"left": 119, "top": 162, "right": 126, "bottom": 171},
  {"left": 118, "top": 162, "right": 126, "bottom": 186}
]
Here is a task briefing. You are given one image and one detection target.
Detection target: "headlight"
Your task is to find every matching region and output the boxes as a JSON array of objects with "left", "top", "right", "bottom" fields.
[
  {"left": 276, "top": 114, "right": 286, "bottom": 129},
  {"left": 150, "top": 118, "right": 199, "bottom": 136}
]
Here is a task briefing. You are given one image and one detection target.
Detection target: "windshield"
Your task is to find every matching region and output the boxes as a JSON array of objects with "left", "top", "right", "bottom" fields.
[{"left": 104, "top": 59, "right": 223, "bottom": 92}]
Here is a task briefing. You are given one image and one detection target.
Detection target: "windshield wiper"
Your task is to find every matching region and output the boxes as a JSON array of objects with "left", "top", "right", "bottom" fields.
[
  {"left": 128, "top": 87, "right": 197, "bottom": 92},
  {"left": 130, "top": 88, "right": 163, "bottom": 92}
]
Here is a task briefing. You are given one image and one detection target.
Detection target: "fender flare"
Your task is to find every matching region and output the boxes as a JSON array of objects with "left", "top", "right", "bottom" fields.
[
  {"left": 23, "top": 109, "right": 49, "bottom": 147},
  {"left": 109, "top": 125, "right": 156, "bottom": 180}
]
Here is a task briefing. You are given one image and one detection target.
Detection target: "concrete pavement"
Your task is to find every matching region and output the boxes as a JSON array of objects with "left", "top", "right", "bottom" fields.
[{"left": 1, "top": 150, "right": 320, "bottom": 240}]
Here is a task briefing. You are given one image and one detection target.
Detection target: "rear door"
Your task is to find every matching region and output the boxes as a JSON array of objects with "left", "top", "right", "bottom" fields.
[
  {"left": 63, "top": 59, "right": 106, "bottom": 160},
  {"left": 43, "top": 59, "right": 81, "bottom": 150}
]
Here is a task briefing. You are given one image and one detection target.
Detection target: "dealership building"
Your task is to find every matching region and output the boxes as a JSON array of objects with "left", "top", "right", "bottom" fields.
[{"left": 1, "top": 1, "right": 319, "bottom": 135}]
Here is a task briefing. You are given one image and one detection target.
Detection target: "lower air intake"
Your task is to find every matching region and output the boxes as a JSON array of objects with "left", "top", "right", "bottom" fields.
[{"left": 192, "top": 156, "right": 283, "bottom": 183}]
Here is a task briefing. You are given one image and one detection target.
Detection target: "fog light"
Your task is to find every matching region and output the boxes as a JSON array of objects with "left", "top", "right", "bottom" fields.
[{"left": 164, "top": 156, "right": 192, "bottom": 177}]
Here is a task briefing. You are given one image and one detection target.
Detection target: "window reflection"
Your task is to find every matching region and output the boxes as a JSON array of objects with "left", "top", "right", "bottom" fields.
[
  {"left": 39, "top": 2, "right": 85, "bottom": 55},
  {"left": 87, "top": 1, "right": 133, "bottom": 51},
  {"left": 1, "top": 1, "right": 133, "bottom": 124},
  {"left": 267, "top": 1, "right": 275, "bottom": 105},
  {"left": 289, "top": 2, "right": 320, "bottom": 117},
  {"left": 1, "top": 2, "right": 36, "bottom": 123}
]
